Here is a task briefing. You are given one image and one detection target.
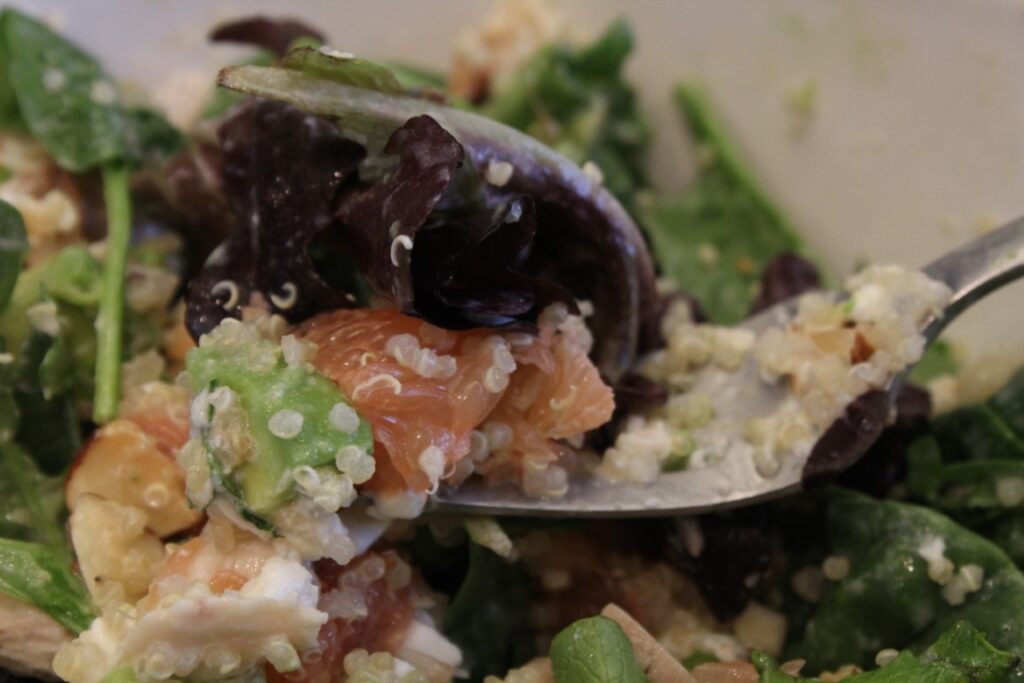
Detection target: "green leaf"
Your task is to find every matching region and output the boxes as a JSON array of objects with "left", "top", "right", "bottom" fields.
[
  {"left": 757, "top": 621, "right": 1017, "bottom": 683},
  {"left": 788, "top": 490, "right": 1024, "bottom": 672},
  {"left": 930, "top": 369, "right": 1024, "bottom": 462},
  {"left": 282, "top": 46, "right": 403, "bottom": 94},
  {"left": 0, "top": 199, "right": 27, "bottom": 311},
  {"left": 0, "top": 538, "right": 94, "bottom": 634},
  {"left": 932, "top": 406, "right": 1024, "bottom": 462},
  {"left": 121, "top": 106, "right": 185, "bottom": 168},
  {"left": 641, "top": 83, "right": 808, "bottom": 323},
  {"left": 12, "top": 331, "right": 81, "bottom": 475},
  {"left": 908, "top": 437, "right": 1024, "bottom": 513},
  {"left": 443, "top": 544, "right": 535, "bottom": 681},
  {"left": 0, "top": 442, "right": 66, "bottom": 551},
  {"left": 1, "top": 8, "right": 124, "bottom": 172},
  {"left": 550, "top": 615, "right": 648, "bottom": 683},
  {"left": 910, "top": 340, "right": 958, "bottom": 384},
  {"left": 986, "top": 511, "right": 1024, "bottom": 567},
  {"left": 480, "top": 19, "right": 650, "bottom": 208},
  {"left": 990, "top": 369, "right": 1024, "bottom": 442}
]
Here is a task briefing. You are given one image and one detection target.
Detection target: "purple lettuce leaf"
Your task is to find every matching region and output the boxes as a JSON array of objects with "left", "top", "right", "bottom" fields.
[
  {"left": 209, "top": 16, "right": 325, "bottom": 57},
  {"left": 335, "top": 114, "right": 463, "bottom": 311},
  {"left": 216, "top": 65, "right": 658, "bottom": 380},
  {"left": 185, "top": 100, "right": 364, "bottom": 338}
]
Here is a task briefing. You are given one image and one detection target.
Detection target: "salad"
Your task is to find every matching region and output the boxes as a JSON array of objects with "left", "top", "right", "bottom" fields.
[{"left": 1, "top": 2, "right": 1023, "bottom": 683}]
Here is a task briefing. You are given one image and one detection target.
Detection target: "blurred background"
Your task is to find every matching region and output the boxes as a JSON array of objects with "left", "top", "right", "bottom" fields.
[{"left": 11, "top": 0, "right": 1024, "bottom": 386}]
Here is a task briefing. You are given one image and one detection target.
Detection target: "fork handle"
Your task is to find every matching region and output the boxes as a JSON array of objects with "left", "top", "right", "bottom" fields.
[{"left": 921, "top": 215, "right": 1024, "bottom": 343}]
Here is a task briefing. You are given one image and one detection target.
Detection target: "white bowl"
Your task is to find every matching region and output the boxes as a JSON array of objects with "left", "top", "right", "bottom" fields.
[{"left": 16, "top": 0, "right": 1024, "bottom": 382}]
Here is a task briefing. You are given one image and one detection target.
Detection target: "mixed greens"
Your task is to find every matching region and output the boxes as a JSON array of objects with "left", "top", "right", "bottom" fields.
[{"left": 0, "top": 5, "right": 1021, "bottom": 683}]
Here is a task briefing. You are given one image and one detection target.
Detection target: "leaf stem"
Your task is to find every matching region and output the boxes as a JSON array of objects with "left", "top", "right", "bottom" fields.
[{"left": 92, "top": 162, "right": 131, "bottom": 423}]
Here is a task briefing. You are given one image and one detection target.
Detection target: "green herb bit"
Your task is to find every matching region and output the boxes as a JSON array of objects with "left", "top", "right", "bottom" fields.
[{"left": 550, "top": 615, "right": 648, "bottom": 683}]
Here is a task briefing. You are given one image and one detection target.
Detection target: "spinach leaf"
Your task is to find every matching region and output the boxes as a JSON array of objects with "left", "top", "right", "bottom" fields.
[
  {"left": 759, "top": 621, "right": 1017, "bottom": 683},
  {"left": 0, "top": 199, "right": 27, "bottom": 311},
  {"left": 641, "top": 83, "right": 808, "bottom": 323},
  {"left": 930, "top": 369, "right": 1024, "bottom": 462},
  {"left": 481, "top": 19, "right": 650, "bottom": 209},
  {"left": 1, "top": 9, "right": 124, "bottom": 172},
  {"left": 0, "top": 407, "right": 91, "bottom": 635},
  {"left": 549, "top": 615, "right": 648, "bottom": 683},
  {"left": 11, "top": 332, "right": 81, "bottom": 475},
  {"left": 443, "top": 544, "right": 535, "bottom": 681},
  {"left": 0, "top": 442, "right": 66, "bottom": 551},
  {"left": 1, "top": 8, "right": 183, "bottom": 423},
  {"left": 0, "top": 538, "right": 94, "bottom": 634},
  {"left": 0, "top": 20, "right": 21, "bottom": 128},
  {"left": 788, "top": 490, "right": 1024, "bottom": 672},
  {"left": 121, "top": 107, "right": 185, "bottom": 167},
  {"left": 987, "top": 512, "right": 1024, "bottom": 567},
  {"left": 908, "top": 436, "right": 1024, "bottom": 514}
]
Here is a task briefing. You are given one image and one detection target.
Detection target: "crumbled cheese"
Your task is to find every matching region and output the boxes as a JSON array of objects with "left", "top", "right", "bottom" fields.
[{"left": 874, "top": 648, "right": 899, "bottom": 667}]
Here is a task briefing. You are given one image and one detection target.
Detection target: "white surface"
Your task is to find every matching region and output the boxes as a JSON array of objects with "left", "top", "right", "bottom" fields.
[{"left": 12, "top": 0, "right": 1024, "bottom": 369}]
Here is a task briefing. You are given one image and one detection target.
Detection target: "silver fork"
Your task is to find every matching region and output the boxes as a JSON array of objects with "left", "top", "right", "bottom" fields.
[{"left": 432, "top": 215, "right": 1024, "bottom": 517}]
